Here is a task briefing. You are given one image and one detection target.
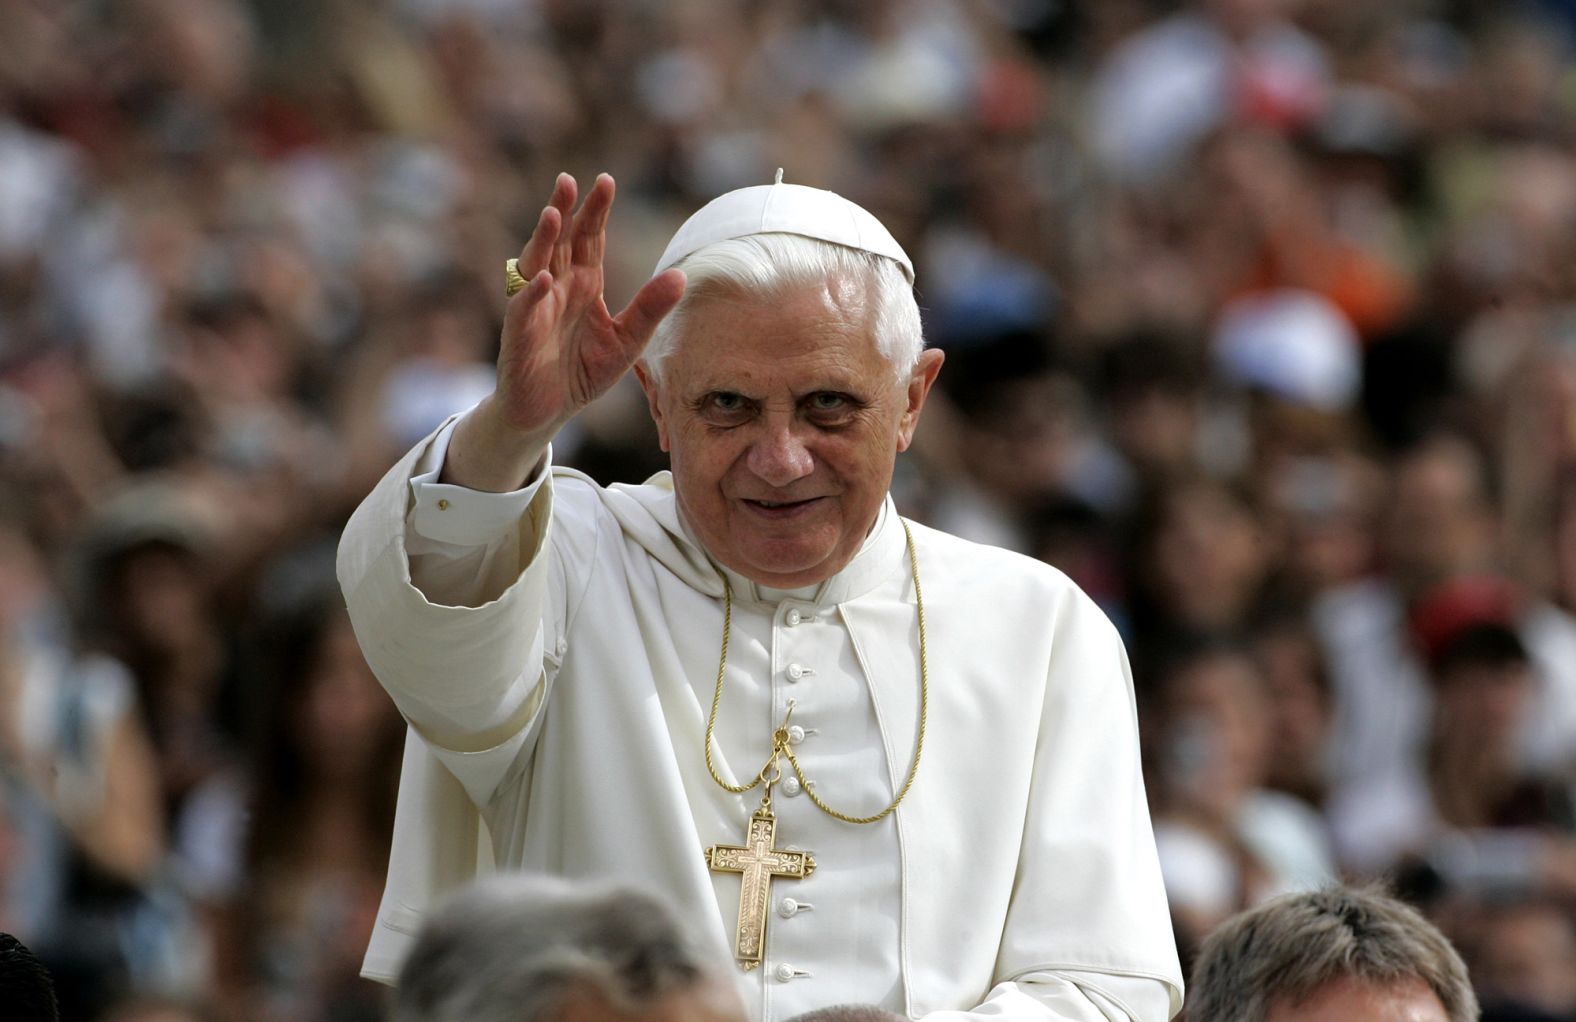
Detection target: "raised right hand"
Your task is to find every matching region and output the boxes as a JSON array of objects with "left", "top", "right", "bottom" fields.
[{"left": 445, "top": 173, "right": 686, "bottom": 490}]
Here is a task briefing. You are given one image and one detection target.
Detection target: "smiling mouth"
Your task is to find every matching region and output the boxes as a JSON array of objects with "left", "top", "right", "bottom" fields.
[{"left": 742, "top": 497, "right": 824, "bottom": 515}]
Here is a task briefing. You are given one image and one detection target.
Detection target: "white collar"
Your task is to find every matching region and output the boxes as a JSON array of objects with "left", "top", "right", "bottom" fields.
[{"left": 704, "top": 498, "right": 902, "bottom": 610}]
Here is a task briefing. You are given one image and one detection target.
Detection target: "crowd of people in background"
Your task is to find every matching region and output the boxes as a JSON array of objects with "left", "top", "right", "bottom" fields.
[{"left": 1, "top": 0, "right": 1574, "bottom": 1018}]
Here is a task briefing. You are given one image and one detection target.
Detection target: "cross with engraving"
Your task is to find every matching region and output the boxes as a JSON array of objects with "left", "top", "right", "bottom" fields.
[{"left": 705, "top": 799, "right": 816, "bottom": 970}]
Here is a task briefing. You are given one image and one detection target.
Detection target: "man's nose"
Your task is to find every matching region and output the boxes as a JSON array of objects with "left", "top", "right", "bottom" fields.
[{"left": 746, "top": 423, "right": 815, "bottom": 487}]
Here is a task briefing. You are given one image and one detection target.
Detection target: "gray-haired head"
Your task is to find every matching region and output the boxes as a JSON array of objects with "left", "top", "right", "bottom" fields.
[
  {"left": 392, "top": 874, "right": 733, "bottom": 1022},
  {"left": 641, "top": 233, "right": 924, "bottom": 384},
  {"left": 1187, "top": 886, "right": 1479, "bottom": 1022}
]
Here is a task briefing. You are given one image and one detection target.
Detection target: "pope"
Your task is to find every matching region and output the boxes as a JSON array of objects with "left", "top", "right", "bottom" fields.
[{"left": 337, "top": 171, "right": 1184, "bottom": 1021}]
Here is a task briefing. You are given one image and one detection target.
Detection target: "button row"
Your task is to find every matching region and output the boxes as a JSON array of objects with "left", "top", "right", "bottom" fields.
[{"left": 765, "top": 633, "right": 814, "bottom": 989}]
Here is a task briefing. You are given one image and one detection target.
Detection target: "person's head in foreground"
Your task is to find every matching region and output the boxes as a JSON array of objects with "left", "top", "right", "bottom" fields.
[
  {"left": 1186, "top": 886, "right": 1479, "bottom": 1022},
  {"left": 0, "top": 932, "right": 60, "bottom": 1022},
  {"left": 783, "top": 1005, "right": 906, "bottom": 1022},
  {"left": 392, "top": 874, "right": 746, "bottom": 1022},
  {"left": 632, "top": 177, "right": 944, "bottom": 589}
]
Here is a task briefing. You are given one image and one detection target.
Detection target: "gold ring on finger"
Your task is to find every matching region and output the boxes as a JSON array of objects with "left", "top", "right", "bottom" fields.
[{"left": 504, "top": 258, "right": 528, "bottom": 298}]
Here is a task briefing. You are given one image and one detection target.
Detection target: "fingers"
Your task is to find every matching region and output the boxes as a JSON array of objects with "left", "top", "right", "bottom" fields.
[
  {"left": 525, "top": 268, "right": 553, "bottom": 303},
  {"left": 546, "top": 173, "right": 578, "bottom": 276},
  {"left": 570, "top": 173, "right": 615, "bottom": 268},
  {"left": 502, "top": 268, "right": 556, "bottom": 329},
  {"left": 534, "top": 171, "right": 614, "bottom": 280},
  {"left": 516, "top": 204, "right": 562, "bottom": 280},
  {"left": 614, "top": 269, "right": 686, "bottom": 354}
]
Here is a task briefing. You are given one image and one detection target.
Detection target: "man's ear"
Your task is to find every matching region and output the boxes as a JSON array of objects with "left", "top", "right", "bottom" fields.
[
  {"left": 896, "top": 348, "right": 945, "bottom": 452},
  {"left": 633, "top": 361, "right": 671, "bottom": 452}
]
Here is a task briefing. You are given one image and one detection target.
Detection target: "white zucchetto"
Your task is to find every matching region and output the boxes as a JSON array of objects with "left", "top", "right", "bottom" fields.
[{"left": 653, "top": 169, "right": 914, "bottom": 282}]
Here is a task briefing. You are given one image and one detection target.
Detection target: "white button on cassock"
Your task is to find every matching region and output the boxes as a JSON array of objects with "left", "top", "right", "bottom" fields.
[
  {"left": 785, "top": 608, "right": 802, "bottom": 626},
  {"left": 786, "top": 724, "right": 805, "bottom": 744},
  {"left": 782, "top": 776, "right": 802, "bottom": 796},
  {"left": 778, "top": 897, "right": 800, "bottom": 918},
  {"left": 775, "top": 964, "right": 798, "bottom": 983},
  {"left": 786, "top": 663, "right": 805, "bottom": 681}
]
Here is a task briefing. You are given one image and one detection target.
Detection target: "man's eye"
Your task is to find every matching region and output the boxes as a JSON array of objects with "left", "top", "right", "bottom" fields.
[
  {"left": 698, "top": 393, "right": 753, "bottom": 422},
  {"left": 809, "top": 392, "right": 848, "bottom": 411}
]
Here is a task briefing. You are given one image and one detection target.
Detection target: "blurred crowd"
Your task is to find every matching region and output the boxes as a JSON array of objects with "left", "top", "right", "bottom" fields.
[{"left": 1, "top": 0, "right": 1575, "bottom": 1018}]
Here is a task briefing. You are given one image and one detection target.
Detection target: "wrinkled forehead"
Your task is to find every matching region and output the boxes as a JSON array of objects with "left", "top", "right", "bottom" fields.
[
  {"left": 683, "top": 270, "right": 875, "bottom": 323},
  {"left": 664, "top": 277, "right": 887, "bottom": 382}
]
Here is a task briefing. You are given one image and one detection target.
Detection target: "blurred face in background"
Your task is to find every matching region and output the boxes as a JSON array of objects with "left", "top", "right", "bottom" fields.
[
  {"left": 1553, "top": 472, "right": 1576, "bottom": 613},
  {"left": 1155, "top": 649, "right": 1273, "bottom": 819},
  {"left": 1472, "top": 902, "right": 1576, "bottom": 1019},
  {"left": 1265, "top": 454, "right": 1379, "bottom": 595},
  {"left": 1251, "top": 622, "right": 1332, "bottom": 801},
  {"left": 1432, "top": 656, "right": 1533, "bottom": 759},
  {"left": 108, "top": 542, "right": 211, "bottom": 656},
  {"left": 294, "top": 615, "right": 397, "bottom": 781},
  {"left": 1204, "top": 0, "right": 1285, "bottom": 38},
  {"left": 1147, "top": 480, "right": 1269, "bottom": 631},
  {"left": 1109, "top": 380, "right": 1200, "bottom": 477},
  {"left": 0, "top": 786, "right": 22, "bottom": 932},
  {"left": 0, "top": 525, "right": 48, "bottom": 630},
  {"left": 1386, "top": 440, "right": 1497, "bottom": 592},
  {"left": 965, "top": 373, "right": 1085, "bottom": 503}
]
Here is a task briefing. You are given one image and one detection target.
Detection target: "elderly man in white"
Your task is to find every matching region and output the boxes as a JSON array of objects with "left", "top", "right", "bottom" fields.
[{"left": 338, "top": 171, "right": 1183, "bottom": 1021}]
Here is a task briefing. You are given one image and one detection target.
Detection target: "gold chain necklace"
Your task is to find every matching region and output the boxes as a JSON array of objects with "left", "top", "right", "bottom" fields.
[{"left": 702, "top": 517, "right": 928, "bottom": 825}]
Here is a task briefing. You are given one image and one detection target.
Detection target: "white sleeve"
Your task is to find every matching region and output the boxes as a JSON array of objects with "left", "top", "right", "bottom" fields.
[
  {"left": 404, "top": 416, "right": 553, "bottom": 609},
  {"left": 338, "top": 416, "right": 559, "bottom": 807}
]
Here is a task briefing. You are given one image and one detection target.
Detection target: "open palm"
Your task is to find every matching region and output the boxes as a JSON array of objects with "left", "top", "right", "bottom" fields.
[{"left": 496, "top": 173, "right": 685, "bottom": 443}]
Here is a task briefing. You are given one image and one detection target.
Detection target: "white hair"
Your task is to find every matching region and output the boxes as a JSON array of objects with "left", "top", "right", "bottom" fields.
[
  {"left": 392, "top": 875, "right": 717, "bottom": 1022},
  {"left": 642, "top": 233, "right": 923, "bottom": 383}
]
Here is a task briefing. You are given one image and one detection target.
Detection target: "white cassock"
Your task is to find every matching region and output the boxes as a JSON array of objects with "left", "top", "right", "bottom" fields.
[{"left": 338, "top": 417, "right": 1184, "bottom": 1021}]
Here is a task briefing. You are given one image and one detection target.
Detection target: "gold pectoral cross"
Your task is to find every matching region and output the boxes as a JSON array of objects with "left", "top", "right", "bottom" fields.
[{"left": 704, "top": 792, "right": 816, "bottom": 970}]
